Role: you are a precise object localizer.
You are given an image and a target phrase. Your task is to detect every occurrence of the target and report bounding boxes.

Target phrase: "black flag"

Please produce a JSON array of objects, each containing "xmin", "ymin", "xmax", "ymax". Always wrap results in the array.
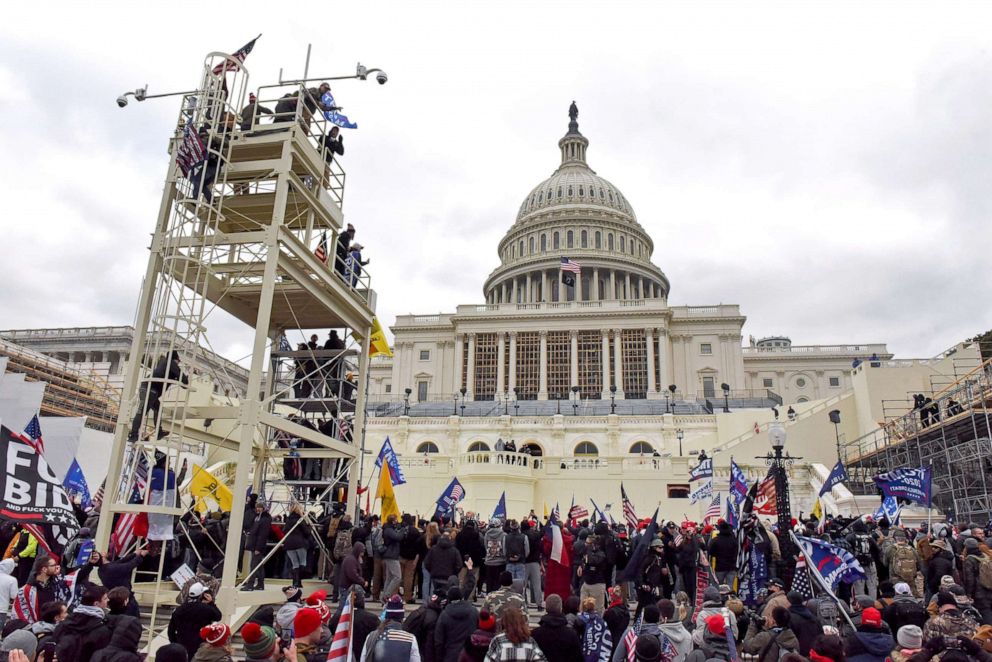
[
  {"xmin": 0, "ymin": 425, "xmax": 80, "ymax": 549},
  {"xmin": 617, "ymin": 507, "xmax": 659, "ymax": 583}
]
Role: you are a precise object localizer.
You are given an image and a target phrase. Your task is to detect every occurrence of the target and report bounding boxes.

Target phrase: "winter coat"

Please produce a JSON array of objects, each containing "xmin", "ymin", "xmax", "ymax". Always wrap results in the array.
[
  {"xmin": 524, "ymin": 528, "xmax": 543, "ymax": 564},
  {"xmin": 193, "ymin": 644, "xmax": 234, "ymax": 662},
  {"xmin": 168, "ymin": 600, "xmax": 222, "ymax": 660},
  {"xmin": 925, "ymin": 549, "xmax": 955, "ymax": 594},
  {"xmin": 580, "ymin": 548, "xmax": 607, "ymax": 585},
  {"xmin": 675, "ymin": 534, "xmax": 700, "ymax": 569},
  {"xmin": 404, "ymin": 601, "xmax": 444, "ymax": 662},
  {"xmin": 963, "ymin": 551, "xmax": 992, "ymax": 601},
  {"xmin": 351, "ymin": 608, "xmax": 380, "ymax": 662},
  {"xmin": 603, "ymin": 604, "xmax": 629, "ymax": 656},
  {"xmin": 381, "ymin": 524, "xmax": 405, "ymax": 560},
  {"xmin": 843, "ymin": 626, "xmax": 895, "ymax": 662},
  {"xmin": 435, "ymin": 600, "xmax": 480, "ymax": 662},
  {"xmin": 53, "ymin": 607, "xmax": 113, "ymax": 662},
  {"xmin": 98, "ymin": 554, "xmax": 143, "ymax": 591},
  {"xmin": 457, "ymin": 627, "xmax": 494, "ymax": 662},
  {"xmin": 484, "ymin": 528, "xmax": 507, "ymax": 566},
  {"xmin": 283, "ymin": 512, "xmax": 308, "ymax": 551},
  {"xmin": 338, "ymin": 542, "xmax": 366, "ymax": 590},
  {"xmin": 91, "ymin": 615, "xmax": 143, "ymax": 662},
  {"xmin": 788, "ymin": 604, "xmax": 821, "ymax": 656},
  {"xmin": 456, "ymin": 525, "xmax": 486, "ymax": 567},
  {"xmin": 708, "ymin": 530, "xmax": 739, "ymax": 572},
  {"xmin": 657, "ymin": 622, "xmax": 693, "ymax": 662},
  {"xmin": 425, "ymin": 537, "xmax": 464, "ymax": 581},
  {"xmin": 743, "ymin": 624, "xmax": 800, "ymax": 662},
  {"xmin": 578, "ymin": 611, "xmax": 612, "ymax": 662},
  {"xmin": 921, "ymin": 608, "xmax": 979, "ymax": 642},
  {"xmin": 401, "ymin": 527, "xmax": 424, "ymax": 561},
  {"xmin": 532, "ymin": 613, "xmax": 583, "ymax": 662},
  {"xmin": 0, "ymin": 558, "xmax": 18, "ymax": 615},
  {"xmin": 246, "ymin": 511, "xmax": 272, "ymax": 553},
  {"xmin": 881, "ymin": 596, "xmax": 927, "ymax": 636}
]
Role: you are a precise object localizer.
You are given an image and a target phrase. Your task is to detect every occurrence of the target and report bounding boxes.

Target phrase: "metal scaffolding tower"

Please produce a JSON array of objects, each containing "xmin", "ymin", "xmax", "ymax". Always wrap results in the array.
[
  {"xmin": 842, "ymin": 357, "xmax": 992, "ymax": 522},
  {"xmin": 93, "ymin": 50, "xmax": 377, "ymax": 639}
]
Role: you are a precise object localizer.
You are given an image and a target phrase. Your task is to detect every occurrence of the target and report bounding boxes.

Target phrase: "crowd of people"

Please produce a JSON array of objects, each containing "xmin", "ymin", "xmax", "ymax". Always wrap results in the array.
[{"xmin": 0, "ymin": 506, "xmax": 990, "ymax": 662}]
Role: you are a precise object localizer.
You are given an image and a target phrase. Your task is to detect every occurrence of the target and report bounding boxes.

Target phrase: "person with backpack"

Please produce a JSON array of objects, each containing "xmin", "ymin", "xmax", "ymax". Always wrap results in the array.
[
  {"xmin": 885, "ymin": 530, "xmax": 922, "ymax": 598},
  {"xmin": 52, "ymin": 585, "xmax": 113, "ymax": 662},
  {"xmin": 381, "ymin": 515, "xmax": 406, "ymax": 599},
  {"xmin": 743, "ymin": 605, "xmax": 800, "ymax": 662},
  {"xmin": 435, "ymin": 586, "xmax": 480, "ymax": 662},
  {"xmin": 484, "ymin": 521, "xmax": 507, "ymax": 597},
  {"xmin": 962, "ymin": 537, "xmax": 992, "ymax": 624},
  {"xmin": 425, "ymin": 533, "xmax": 465, "ymax": 597},
  {"xmin": 881, "ymin": 583, "xmax": 927, "ymax": 638},
  {"xmin": 404, "ymin": 592, "xmax": 445, "ymax": 661},
  {"xmin": 578, "ymin": 536, "xmax": 608, "ymax": 615},
  {"xmin": 329, "ymin": 514, "xmax": 354, "ymax": 601},
  {"xmin": 91, "ymin": 615, "xmax": 144, "ymax": 662},
  {"xmin": 848, "ymin": 520, "xmax": 880, "ymax": 598}
]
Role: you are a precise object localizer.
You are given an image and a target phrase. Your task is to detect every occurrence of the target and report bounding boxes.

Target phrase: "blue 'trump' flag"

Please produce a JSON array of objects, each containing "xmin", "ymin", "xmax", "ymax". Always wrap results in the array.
[
  {"xmin": 874, "ymin": 495, "xmax": 902, "ymax": 524},
  {"xmin": 63, "ymin": 458, "xmax": 92, "ymax": 509},
  {"xmin": 689, "ymin": 457, "xmax": 713, "ymax": 482},
  {"xmin": 492, "ymin": 492, "xmax": 507, "ymax": 521},
  {"xmin": 321, "ymin": 92, "xmax": 358, "ymax": 129},
  {"xmin": 374, "ymin": 437, "xmax": 406, "ymax": 485},
  {"xmin": 819, "ymin": 460, "xmax": 849, "ymax": 497},
  {"xmin": 435, "ymin": 477, "xmax": 465, "ymax": 515},
  {"xmin": 794, "ymin": 534, "xmax": 866, "ymax": 590},
  {"xmin": 873, "ymin": 467, "xmax": 932, "ymax": 507},
  {"xmin": 730, "ymin": 459, "xmax": 748, "ymax": 505}
]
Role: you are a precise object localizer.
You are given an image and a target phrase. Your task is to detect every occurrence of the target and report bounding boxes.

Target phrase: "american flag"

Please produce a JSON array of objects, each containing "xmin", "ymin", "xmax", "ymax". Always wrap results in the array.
[
  {"xmin": 621, "ymin": 483, "xmax": 638, "ymax": 530},
  {"xmin": 327, "ymin": 591, "xmax": 354, "ymax": 661},
  {"xmin": 211, "ymin": 35, "xmax": 261, "ymax": 75},
  {"xmin": 109, "ymin": 448, "xmax": 150, "ymax": 558},
  {"xmin": 451, "ymin": 484, "xmax": 464, "ymax": 501},
  {"xmin": 623, "ymin": 626, "xmax": 638, "ymax": 662},
  {"xmin": 560, "ymin": 257, "xmax": 582, "ymax": 273},
  {"xmin": 754, "ymin": 472, "xmax": 777, "ymax": 515},
  {"xmin": 22, "ymin": 416, "xmax": 44, "ymax": 454},
  {"xmin": 792, "ymin": 554, "xmax": 814, "ymax": 601},
  {"xmin": 314, "ymin": 231, "xmax": 329, "ymax": 264},
  {"xmin": 703, "ymin": 493, "xmax": 722, "ymax": 524},
  {"xmin": 674, "ymin": 530, "xmax": 684, "ymax": 547},
  {"xmin": 176, "ymin": 116, "xmax": 206, "ymax": 178}
]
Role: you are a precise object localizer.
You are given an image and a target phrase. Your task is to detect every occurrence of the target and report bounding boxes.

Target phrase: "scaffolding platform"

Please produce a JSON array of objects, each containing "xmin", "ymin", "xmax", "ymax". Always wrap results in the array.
[{"xmin": 93, "ymin": 50, "xmax": 379, "ymax": 647}]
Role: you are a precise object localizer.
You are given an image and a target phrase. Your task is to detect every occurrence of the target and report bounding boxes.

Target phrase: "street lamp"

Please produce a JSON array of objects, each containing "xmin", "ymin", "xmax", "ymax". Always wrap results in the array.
[
  {"xmin": 828, "ymin": 409, "xmax": 842, "ymax": 461},
  {"xmin": 760, "ymin": 422, "xmax": 801, "ymax": 590},
  {"xmin": 403, "ymin": 388, "xmax": 412, "ymax": 416},
  {"xmin": 667, "ymin": 384, "xmax": 677, "ymax": 414},
  {"xmin": 721, "ymin": 382, "xmax": 731, "ymax": 413},
  {"xmin": 609, "ymin": 384, "xmax": 617, "ymax": 414},
  {"xmin": 787, "ymin": 406, "xmax": 796, "ymax": 422},
  {"xmin": 513, "ymin": 387, "xmax": 520, "ymax": 416},
  {"xmin": 571, "ymin": 385, "xmax": 580, "ymax": 416},
  {"xmin": 453, "ymin": 392, "xmax": 459, "ymax": 416},
  {"xmin": 460, "ymin": 387, "xmax": 467, "ymax": 417},
  {"xmin": 555, "ymin": 393, "xmax": 561, "ymax": 415},
  {"xmin": 676, "ymin": 428, "xmax": 684, "ymax": 456}
]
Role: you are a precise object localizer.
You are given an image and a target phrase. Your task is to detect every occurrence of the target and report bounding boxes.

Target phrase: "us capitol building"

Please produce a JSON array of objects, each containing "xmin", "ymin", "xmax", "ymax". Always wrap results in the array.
[{"xmin": 360, "ymin": 104, "xmax": 982, "ymax": 521}]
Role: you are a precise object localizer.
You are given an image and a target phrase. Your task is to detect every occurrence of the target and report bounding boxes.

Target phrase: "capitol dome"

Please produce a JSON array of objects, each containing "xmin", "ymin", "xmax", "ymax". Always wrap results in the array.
[{"xmin": 484, "ymin": 104, "xmax": 670, "ymax": 304}]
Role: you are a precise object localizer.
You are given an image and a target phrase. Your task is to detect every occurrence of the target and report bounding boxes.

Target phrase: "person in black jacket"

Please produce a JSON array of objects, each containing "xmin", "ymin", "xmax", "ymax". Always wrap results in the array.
[
  {"xmin": 636, "ymin": 539, "xmax": 672, "ymax": 621},
  {"xmin": 403, "ymin": 592, "xmax": 445, "ymax": 661},
  {"xmin": 925, "ymin": 540, "xmax": 955, "ymax": 597},
  {"xmin": 381, "ymin": 515, "xmax": 405, "ymax": 598},
  {"xmin": 787, "ymin": 591, "xmax": 821, "ymax": 656},
  {"xmin": 319, "ymin": 127, "xmax": 344, "ymax": 166},
  {"xmin": 93, "ymin": 550, "xmax": 148, "ymax": 617},
  {"xmin": 335, "ymin": 224, "xmax": 355, "ymax": 277},
  {"xmin": 708, "ymin": 521, "xmax": 739, "ymax": 586},
  {"xmin": 128, "ymin": 350, "xmax": 189, "ymax": 441},
  {"xmin": 434, "ymin": 586, "xmax": 479, "ymax": 662},
  {"xmin": 675, "ymin": 525, "xmax": 701, "ymax": 604},
  {"xmin": 400, "ymin": 516, "xmax": 423, "ymax": 604},
  {"xmin": 243, "ymin": 502, "xmax": 272, "ymax": 591},
  {"xmin": 532, "ymin": 595, "xmax": 583, "ymax": 662},
  {"xmin": 168, "ymin": 585, "xmax": 222, "ymax": 661},
  {"xmin": 521, "ymin": 521, "xmax": 544, "ymax": 609},
  {"xmin": 423, "ymin": 534, "xmax": 463, "ymax": 595},
  {"xmin": 283, "ymin": 505, "xmax": 309, "ymax": 588},
  {"xmin": 91, "ymin": 615, "xmax": 143, "ymax": 662},
  {"xmin": 455, "ymin": 520, "xmax": 485, "ymax": 599},
  {"xmin": 53, "ymin": 585, "xmax": 112, "ymax": 662},
  {"xmin": 578, "ymin": 535, "xmax": 608, "ymax": 613}
]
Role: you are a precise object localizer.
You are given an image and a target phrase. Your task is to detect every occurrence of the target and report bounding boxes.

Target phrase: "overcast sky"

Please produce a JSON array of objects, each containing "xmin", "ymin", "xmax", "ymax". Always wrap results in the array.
[{"xmin": 2, "ymin": 2, "xmax": 990, "ymax": 363}]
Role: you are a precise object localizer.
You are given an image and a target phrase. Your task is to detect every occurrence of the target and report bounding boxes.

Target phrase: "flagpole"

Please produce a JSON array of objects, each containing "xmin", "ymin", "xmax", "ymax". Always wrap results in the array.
[
  {"xmin": 926, "ymin": 460, "xmax": 933, "ymax": 532},
  {"xmin": 789, "ymin": 530, "xmax": 857, "ymax": 631}
]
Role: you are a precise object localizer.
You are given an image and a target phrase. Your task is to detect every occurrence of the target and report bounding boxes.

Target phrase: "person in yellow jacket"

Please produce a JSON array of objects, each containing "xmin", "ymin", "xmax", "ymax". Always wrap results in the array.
[{"xmin": 14, "ymin": 530, "xmax": 38, "ymax": 586}]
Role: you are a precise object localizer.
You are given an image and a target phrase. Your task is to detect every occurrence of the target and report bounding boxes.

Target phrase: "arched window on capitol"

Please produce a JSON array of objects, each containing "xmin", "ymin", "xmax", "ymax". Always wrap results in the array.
[
  {"xmin": 416, "ymin": 442, "xmax": 440, "ymax": 453},
  {"xmin": 467, "ymin": 441, "xmax": 490, "ymax": 452},
  {"xmin": 629, "ymin": 441, "xmax": 654, "ymax": 455},
  {"xmin": 574, "ymin": 441, "xmax": 598, "ymax": 456}
]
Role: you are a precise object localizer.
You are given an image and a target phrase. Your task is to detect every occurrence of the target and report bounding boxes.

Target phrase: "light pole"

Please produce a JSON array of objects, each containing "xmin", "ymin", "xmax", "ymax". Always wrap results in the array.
[
  {"xmin": 610, "ymin": 384, "xmax": 617, "ymax": 414},
  {"xmin": 761, "ymin": 422, "xmax": 801, "ymax": 590},
  {"xmin": 721, "ymin": 382, "xmax": 731, "ymax": 413},
  {"xmin": 555, "ymin": 393, "xmax": 561, "ymax": 415},
  {"xmin": 571, "ymin": 385, "xmax": 580, "ymax": 416},
  {"xmin": 676, "ymin": 428, "xmax": 684, "ymax": 456},
  {"xmin": 828, "ymin": 409, "xmax": 842, "ymax": 461},
  {"xmin": 513, "ymin": 387, "xmax": 520, "ymax": 416},
  {"xmin": 788, "ymin": 406, "xmax": 796, "ymax": 422},
  {"xmin": 453, "ymin": 392, "xmax": 459, "ymax": 416},
  {"xmin": 667, "ymin": 384, "xmax": 677, "ymax": 414},
  {"xmin": 460, "ymin": 387, "xmax": 467, "ymax": 417},
  {"xmin": 403, "ymin": 388, "xmax": 412, "ymax": 416}
]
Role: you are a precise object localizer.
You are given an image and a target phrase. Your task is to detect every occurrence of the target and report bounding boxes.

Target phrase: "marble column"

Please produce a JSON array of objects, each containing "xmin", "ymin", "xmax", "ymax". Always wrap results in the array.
[
  {"xmin": 512, "ymin": 278, "xmax": 518, "ymax": 304},
  {"xmin": 558, "ymin": 269, "xmax": 564, "ymax": 302},
  {"xmin": 657, "ymin": 330, "xmax": 668, "ymax": 389},
  {"xmin": 639, "ymin": 276, "xmax": 645, "ymax": 300},
  {"xmin": 609, "ymin": 270, "xmax": 616, "ymax": 300},
  {"xmin": 454, "ymin": 334, "xmax": 464, "ymax": 392},
  {"xmin": 508, "ymin": 331, "xmax": 517, "ymax": 396},
  {"xmin": 613, "ymin": 328, "xmax": 626, "ymax": 398},
  {"xmin": 569, "ymin": 330, "xmax": 579, "ymax": 390},
  {"xmin": 601, "ymin": 329, "xmax": 611, "ymax": 398},
  {"xmin": 525, "ymin": 274, "xmax": 532, "ymax": 303},
  {"xmin": 646, "ymin": 327, "xmax": 656, "ymax": 395},
  {"xmin": 541, "ymin": 271, "xmax": 548, "ymax": 303},
  {"xmin": 496, "ymin": 332, "xmax": 506, "ymax": 400},
  {"xmin": 466, "ymin": 333, "xmax": 476, "ymax": 399},
  {"xmin": 538, "ymin": 330, "xmax": 548, "ymax": 400},
  {"xmin": 624, "ymin": 273, "xmax": 631, "ymax": 300},
  {"xmin": 593, "ymin": 267, "xmax": 600, "ymax": 300},
  {"xmin": 576, "ymin": 272, "xmax": 583, "ymax": 301}
]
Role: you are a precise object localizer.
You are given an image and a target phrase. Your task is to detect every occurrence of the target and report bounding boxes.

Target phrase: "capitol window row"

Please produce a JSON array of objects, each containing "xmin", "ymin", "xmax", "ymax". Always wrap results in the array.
[
  {"xmin": 504, "ymin": 229, "xmax": 645, "ymax": 261},
  {"xmin": 413, "ymin": 439, "xmax": 659, "ymax": 456}
]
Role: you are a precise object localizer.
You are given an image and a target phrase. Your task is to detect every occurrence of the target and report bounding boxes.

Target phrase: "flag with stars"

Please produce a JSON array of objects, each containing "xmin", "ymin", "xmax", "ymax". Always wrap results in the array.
[
  {"xmin": 792, "ymin": 554, "xmax": 814, "ymax": 601},
  {"xmin": 22, "ymin": 416, "xmax": 44, "ymax": 454}
]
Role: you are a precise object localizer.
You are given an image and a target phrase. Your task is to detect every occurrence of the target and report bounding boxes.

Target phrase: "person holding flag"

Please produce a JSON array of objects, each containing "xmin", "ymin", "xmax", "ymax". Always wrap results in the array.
[{"xmin": 542, "ymin": 509, "xmax": 573, "ymax": 603}]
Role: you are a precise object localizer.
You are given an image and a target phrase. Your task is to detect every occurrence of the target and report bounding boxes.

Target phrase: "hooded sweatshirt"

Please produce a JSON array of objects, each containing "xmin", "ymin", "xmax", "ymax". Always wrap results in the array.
[
  {"xmin": 484, "ymin": 527, "xmax": 506, "ymax": 566},
  {"xmin": 338, "ymin": 542, "xmax": 365, "ymax": 590},
  {"xmin": 424, "ymin": 536, "xmax": 463, "ymax": 581},
  {"xmin": 844, "ymin": 626, "xmax": 895, "ymax": 662},
  {"xmin": 611, "ymin": 622, "xmax": 692, "ymax": 662},
  {"xmin": 0, "ymin": 559, "xmax": 17, "ymax": 614},
  {"xmin": 692, "ymin": 603, "xmax": 738, "ymax": 646}
]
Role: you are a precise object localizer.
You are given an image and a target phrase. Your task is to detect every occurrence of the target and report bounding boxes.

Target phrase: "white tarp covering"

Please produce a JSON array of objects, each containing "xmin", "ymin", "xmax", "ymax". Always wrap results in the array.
[{"xmin": 37, "ymin": 416, "xmax": 84, "ymax": 481}]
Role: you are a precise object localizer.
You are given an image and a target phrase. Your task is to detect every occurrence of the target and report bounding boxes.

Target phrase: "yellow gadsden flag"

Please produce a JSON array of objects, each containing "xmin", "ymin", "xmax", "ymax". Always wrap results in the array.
[
  {"xmin": 376, "ymin": 466, "xmax": 401, "ymax": 521},
  {"xmin": 367, "ymin": 317, "xmax": 393, "ymax": 357},
  {"xmin": 189, "ymin": 465, "xmax": 234, "ymax": 513},
  {"xmin": 811, "ymin": 497, "xmax": 823, "ymax": 522}
]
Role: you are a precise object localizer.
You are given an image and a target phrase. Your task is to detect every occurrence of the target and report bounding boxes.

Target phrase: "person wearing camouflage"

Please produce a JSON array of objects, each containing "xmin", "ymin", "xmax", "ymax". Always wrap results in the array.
[
  {"xmin": 922, "ymin": 591, "xmax": 979, "ymax": 643},
  {"xmin": 482, "ymin": 571, "xmax": 528, "ymax": 620}
]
